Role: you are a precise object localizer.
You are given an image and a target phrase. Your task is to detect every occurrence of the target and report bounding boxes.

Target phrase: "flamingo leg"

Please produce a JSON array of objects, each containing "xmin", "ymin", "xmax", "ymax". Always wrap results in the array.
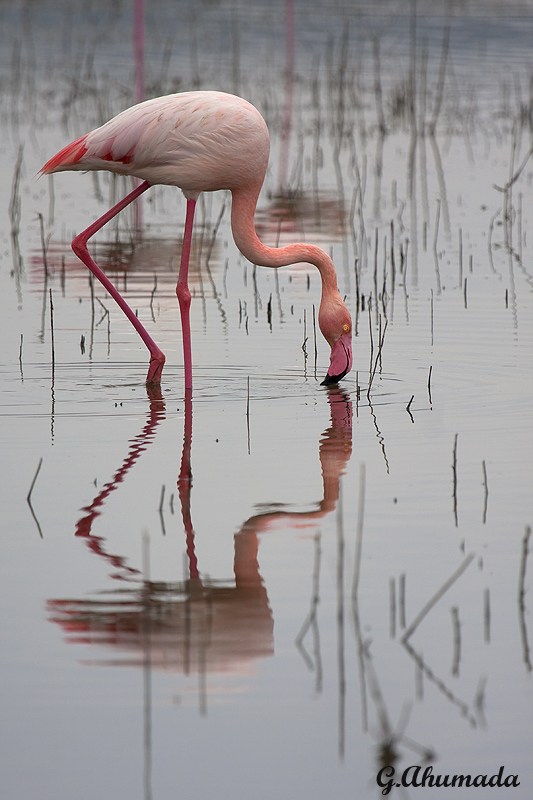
[
  {"xmin": 71, "ymin": 180, "xmax": 166, "ymax": 384},
  {"xmin": 176, "ymin": 198, "xmax": 196, "ymax": 391},
  {"xmin": 178, "ymin": 387, "xmax": 199, "ymax": 580}
]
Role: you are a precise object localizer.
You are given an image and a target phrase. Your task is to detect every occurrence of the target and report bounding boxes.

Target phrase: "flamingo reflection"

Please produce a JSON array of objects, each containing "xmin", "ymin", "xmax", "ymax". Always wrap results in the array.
[
  {"xmin": 48, "ymin": 387, "xmax": 352, "ymax": 683},
  {"xmin": 73, "ymin": 385, "xmax": 165, "ymax": 582}
]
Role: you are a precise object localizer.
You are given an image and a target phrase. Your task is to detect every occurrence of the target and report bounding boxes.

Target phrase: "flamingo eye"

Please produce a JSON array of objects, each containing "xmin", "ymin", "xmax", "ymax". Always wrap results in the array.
[{"xmin": 342, "ymin": 324, "xmax": 350, "ymax": 332}]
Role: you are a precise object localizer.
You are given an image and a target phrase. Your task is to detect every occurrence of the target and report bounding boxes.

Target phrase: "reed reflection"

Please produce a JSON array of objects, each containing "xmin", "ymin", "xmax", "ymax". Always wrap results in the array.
[
  {"xmin": 47, "ymin": 387, "xmax": 352, "ymax": 685},
  {"xmin": 257, "ymin": 192, "xmax": 347, "ymax": 247}
]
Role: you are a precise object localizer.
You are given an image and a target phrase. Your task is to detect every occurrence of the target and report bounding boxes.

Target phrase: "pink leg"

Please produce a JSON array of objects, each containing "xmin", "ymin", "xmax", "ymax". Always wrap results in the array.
[
  {"xmin": 178, "ymin": 387, "xmax": 199, "ymax": 580},
  {"xmin": 176, "ymin": 198, "xmax": 196, "ymax": 391},
  {"xmin": 71, "ymin": 180, "xmax": 165, "ymax": 384}
]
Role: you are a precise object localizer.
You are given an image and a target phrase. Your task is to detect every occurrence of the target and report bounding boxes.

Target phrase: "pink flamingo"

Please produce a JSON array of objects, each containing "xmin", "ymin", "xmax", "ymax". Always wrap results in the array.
[{"xmin": 41, "ymin": 91, "xmax": 353, "ymax": 388}]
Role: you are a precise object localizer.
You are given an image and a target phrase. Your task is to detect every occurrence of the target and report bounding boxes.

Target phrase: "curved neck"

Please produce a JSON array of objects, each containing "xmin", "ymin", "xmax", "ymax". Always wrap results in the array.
[{"xmin": 230, "ymin": 186, "xmax": 339, "ymax": 295}]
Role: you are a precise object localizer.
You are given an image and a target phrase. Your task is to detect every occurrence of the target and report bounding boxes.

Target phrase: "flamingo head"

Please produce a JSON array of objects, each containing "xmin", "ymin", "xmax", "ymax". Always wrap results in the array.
[
  {"xmin": 319, "ymin": 298, "xmax": 353, "ymax": 386},
  {"xmin": 321, "ymin": 327, "xmax": 353, "ymax": 385}
]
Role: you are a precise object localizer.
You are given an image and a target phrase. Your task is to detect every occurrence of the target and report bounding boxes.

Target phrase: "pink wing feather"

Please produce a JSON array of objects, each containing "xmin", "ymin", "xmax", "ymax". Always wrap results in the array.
[
  {"xmin": 41, "ymin": 92, "xmax": 270, "ymax": 194},
  {"xmin": 41, "ymin": 135, "xmax": 89, "ymax": 173},
  {"xmin": 40, "ymin": 101, "xmax": 166, "ymax": 174}
]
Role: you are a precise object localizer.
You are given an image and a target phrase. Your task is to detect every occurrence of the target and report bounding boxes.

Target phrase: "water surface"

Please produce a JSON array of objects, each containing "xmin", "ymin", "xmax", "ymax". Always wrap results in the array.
[{"xmin": 1, "ymin": 1, "xmax": 532, "ymax": 798}]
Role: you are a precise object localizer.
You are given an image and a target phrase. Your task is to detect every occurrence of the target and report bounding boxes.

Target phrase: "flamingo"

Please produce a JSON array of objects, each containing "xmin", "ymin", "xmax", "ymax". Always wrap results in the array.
[{"xmin": 41, "ymin": 91, "xmax": 353, "ymax": 389}]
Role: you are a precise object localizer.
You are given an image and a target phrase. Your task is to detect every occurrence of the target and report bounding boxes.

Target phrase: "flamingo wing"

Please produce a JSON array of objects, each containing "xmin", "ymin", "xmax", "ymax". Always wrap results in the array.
[
  {"xmin": 41, "ymin": 92, "xmax": 269, "ymax": 195},
  {"xmin": 41, "ymin": 96, "xmax": 181, "ymax": 174}
]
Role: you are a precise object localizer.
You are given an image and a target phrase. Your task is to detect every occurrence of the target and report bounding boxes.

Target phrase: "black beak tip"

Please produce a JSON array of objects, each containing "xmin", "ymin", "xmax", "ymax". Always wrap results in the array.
[{"xmin": 321, "ymin": 373, "xmax": 342, "ymax": 386}]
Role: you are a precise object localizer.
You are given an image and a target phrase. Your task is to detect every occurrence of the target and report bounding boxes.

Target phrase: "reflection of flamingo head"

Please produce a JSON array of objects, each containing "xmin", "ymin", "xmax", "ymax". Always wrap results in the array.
[{"xmin": 319, "ymin": 295, "xmax": 353, "ymax": 385}]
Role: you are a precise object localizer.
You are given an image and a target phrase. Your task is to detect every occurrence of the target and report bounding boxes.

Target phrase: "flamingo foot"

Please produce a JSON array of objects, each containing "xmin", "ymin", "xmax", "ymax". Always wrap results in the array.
[{"xmin": 146, "ymin": 349, "xmax": 166, "ymax": 385}]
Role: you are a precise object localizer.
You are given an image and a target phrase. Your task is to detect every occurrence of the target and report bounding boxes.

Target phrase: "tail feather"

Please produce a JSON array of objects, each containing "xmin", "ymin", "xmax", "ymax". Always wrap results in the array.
[{"xmin": 41, "ymin": 135, "xmax": 89, "ymax": 174}]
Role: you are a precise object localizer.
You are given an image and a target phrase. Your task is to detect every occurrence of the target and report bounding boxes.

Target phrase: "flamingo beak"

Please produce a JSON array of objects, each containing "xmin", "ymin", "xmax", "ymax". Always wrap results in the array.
[{"xmin": 321, "ymin": 330, "xmax": 353, "ymax": 386}]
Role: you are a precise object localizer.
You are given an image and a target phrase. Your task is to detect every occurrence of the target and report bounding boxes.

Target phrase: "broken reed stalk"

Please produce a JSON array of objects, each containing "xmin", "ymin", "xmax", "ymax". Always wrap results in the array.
[
  {"xmin": 452, "ymin": 433, "xmax": 458, "ymax": 527},
  {"xmin": 27, "ymin": 458, "xmax": 43, "ymax": 503},
  {"xmin": 60, "ymin": 255, "xmax": 66, "ymax": 296},
  {"xmin": 474, "ymin": 677, "xmax": 487, "ymax": 727},
  {"xmin": 402, "ymin": 238, "xmax": 409, "ymax": 275},
  {"xmin": 19, "ymin": 333, "xmax": 24, "ymax": 379},
  {"xmin": 427, "ymin": 365, "xmax": 433, "ymax": 405},
  {"xmin": 401, "ymin": 552, "xmax": 475, "ymax": 643},
  {"xmin": 518, "ymin": 526, "xmax": 532, "ymax": 672},
  {"xmin": 481, "ymin": 459, "xmax": 488, "ymax": 524},
  {"xmin": 406, "ymin": 394, "xmax": 415, "ymax": 422},
  {"xmin": 294, "ymin": 533, "xmax": 323, "ymax": 683},
  {"xmin": 367, "ymin": 317, "xmax": 388, "ymax": 398},
  {"xmin": 49, "ymin": 288, "xmax": 55, "ymax": 379},
  {"xmin": 27, "ymin": 457, "xmax": 44, "ymax": 539},
  {"xmin": 10, "ymin": 144, "xmax": 23, "ymax": 240},
  {"xmin": 37, "ymin": 212, "xmax": 49, "ymax": 279},
  {"xmin": 95, "ymin": 298, "xmax": 111, "ymax": 355},
  {"xmin": 493, "ymin": 140, "xmax": 533, "ymax": 250},
  {"xmin": 354, "ymin": 257, "xmax": 360, "ymax": 320},
  {"xmin": 518, "ymin": 526, "xmax": 531, "ymax": 611},
  {"xmin": 150, "ymin": 274, "xmax": 158, "ymax": 322},
  {"xmin": 450, "ymin": 606, "xmax": 461, "ymax": 677},
  {"xmin": 158, "ymin": 485, "xmax": 166, "ymax": 536},
  {"xmin": 487, "ymin": 208, "xmax": 501, "ymax": 275}
]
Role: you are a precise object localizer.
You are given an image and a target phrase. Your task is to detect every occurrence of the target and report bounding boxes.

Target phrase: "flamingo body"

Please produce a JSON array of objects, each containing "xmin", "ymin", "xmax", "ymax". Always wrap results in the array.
[
  {"xmin": 44, "ymin": 92, "xmax": 270, "ymax": 198},
  {"xmin": 42, "ymin": 91, "xmax": 352, "ymax": 386}
]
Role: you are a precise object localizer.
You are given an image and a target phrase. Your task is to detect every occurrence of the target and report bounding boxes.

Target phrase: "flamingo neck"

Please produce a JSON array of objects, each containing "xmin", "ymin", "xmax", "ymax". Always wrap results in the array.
[{"xmin": 230, "ymin": 186, "xmax": 339, "ymax": 295}]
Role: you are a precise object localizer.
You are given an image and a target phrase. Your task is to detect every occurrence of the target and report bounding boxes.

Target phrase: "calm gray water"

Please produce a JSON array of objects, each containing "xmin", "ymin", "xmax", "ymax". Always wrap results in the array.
[{"xmin": 1, "ymin": 1, "xmax": 532, "ymax": 798}]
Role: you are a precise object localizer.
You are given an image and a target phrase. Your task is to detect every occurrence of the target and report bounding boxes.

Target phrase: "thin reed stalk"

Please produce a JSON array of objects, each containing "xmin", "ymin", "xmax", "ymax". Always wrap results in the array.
[
  {"xmin": 49, "ymin": 289, "xmax": 55, "ymax": 379},
  {"xmin": 27, "ymin": 458, "xmax": 44, "ymax": 539},
  {"xmin": 401, "ymin": 552, "xmax": 475, "ymax": 643}
]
